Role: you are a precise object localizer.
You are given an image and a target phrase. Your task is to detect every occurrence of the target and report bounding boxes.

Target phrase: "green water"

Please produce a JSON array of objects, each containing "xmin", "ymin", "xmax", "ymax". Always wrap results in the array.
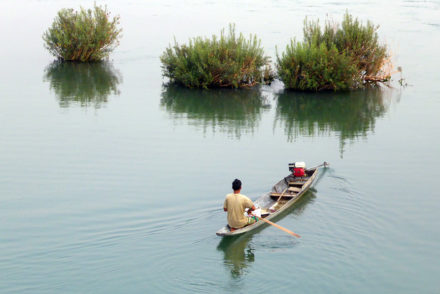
[{"xmin": 1, "ymin": 0, "xmax": 439, "ymax": 293}]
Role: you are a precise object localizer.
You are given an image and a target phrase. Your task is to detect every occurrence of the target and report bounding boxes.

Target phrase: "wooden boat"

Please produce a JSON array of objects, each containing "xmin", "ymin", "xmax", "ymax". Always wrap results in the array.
[{"xmin": 216, "ymin": 162, "xmax": 327, "ymax": 236}]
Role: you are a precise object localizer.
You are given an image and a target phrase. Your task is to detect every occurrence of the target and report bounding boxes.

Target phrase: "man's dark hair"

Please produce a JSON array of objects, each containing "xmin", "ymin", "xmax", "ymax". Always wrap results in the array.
[{"xmin": 232, "ymin": 179, "xmax": 242, "ymax": 191}]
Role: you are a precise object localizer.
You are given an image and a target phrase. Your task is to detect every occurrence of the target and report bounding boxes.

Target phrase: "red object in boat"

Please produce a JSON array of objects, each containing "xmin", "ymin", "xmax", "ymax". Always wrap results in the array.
[{"xmin": 294, "ymin": 167, "xmax": 305, "ymax": 177}]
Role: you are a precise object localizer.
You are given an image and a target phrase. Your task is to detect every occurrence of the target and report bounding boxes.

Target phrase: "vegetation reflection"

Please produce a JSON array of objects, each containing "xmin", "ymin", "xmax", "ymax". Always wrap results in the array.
[
  {"xmin": 160, "ymin": 85, "xmax": 269, "ymax": 138},
  {"xmin": 44, "ymin": 61, "xmax": 122, "ymax": 108},
  {"xmin": 275, "ymin": 88, "xmax": 392, "ymax": 156}
]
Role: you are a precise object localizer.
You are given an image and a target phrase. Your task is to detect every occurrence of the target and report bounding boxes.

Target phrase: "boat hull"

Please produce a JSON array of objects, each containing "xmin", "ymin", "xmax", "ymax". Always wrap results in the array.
[{"xmin": 216, "ymin": 167, "xmax": 320, "ymax": 236}]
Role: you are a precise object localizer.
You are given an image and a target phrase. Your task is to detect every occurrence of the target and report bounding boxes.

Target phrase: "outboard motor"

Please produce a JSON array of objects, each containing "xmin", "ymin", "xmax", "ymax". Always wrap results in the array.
[{"xmin": 288, "ymin": 162, "xmax": 306, "ymax": 177}]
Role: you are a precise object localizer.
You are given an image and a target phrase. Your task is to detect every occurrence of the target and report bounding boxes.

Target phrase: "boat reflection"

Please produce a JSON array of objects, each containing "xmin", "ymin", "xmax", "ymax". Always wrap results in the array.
[
  {"xmin": 44, "ymin": 61, "xmax": 122, "ymax": 108},
  {"xmin": 274, "ymin": 88, "xmax": 394, "ymax": 156},
  {"xmin": 160, "ymin": 85, "xmax": 270, "ymax": 138},
  {"xmin": 217, "ymin": 189, "xmax": 317, "ymax": 279}
]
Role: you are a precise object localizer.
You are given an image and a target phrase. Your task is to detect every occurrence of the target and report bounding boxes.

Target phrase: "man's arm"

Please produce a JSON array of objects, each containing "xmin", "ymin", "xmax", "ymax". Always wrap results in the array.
[{"xmin": 247, "ymin": 204, "xmax": 256, "ymax": 215}]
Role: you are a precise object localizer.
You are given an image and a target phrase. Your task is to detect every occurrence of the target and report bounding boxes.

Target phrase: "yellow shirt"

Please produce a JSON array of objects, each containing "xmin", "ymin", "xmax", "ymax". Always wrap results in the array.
[{"xmin": 223, "ymin": 193, "xmax": 254, "ymax": 228}]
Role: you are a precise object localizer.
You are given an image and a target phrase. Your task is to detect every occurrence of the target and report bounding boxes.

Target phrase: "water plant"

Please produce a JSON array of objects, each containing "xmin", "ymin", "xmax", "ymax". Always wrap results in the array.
[
  {"xmin": 43, "ymin": 5, "xmax": 122, "ymax": 62},
  {"xmin": 277, "ymin": 12, "xmax": 391, "ymax": 91},
  {"xmin": 160, "ymin": 25, "xmax": 273, "ymax": 89}
]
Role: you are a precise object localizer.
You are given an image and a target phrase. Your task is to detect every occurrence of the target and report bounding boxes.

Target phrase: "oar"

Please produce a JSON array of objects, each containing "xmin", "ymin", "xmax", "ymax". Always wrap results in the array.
[
  {"xmin": 277, "ymin": 187, "xmax": 288, "ymax": 203},
  {"xmin": 251, "ymin": 214, "xmax": 301, "ymax": 238}
]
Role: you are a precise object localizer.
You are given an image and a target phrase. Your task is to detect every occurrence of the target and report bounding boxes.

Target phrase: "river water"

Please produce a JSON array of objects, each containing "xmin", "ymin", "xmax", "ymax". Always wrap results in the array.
[{"xmin": 1, "ymin": 0, "xmax": 439, "ymax": 293}]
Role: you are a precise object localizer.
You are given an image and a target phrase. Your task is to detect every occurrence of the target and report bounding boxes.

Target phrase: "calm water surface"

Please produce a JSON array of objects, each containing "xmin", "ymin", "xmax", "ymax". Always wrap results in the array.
[{"xmin": 0, "ymin": 0, "xmax": 439, "ymax": 293}]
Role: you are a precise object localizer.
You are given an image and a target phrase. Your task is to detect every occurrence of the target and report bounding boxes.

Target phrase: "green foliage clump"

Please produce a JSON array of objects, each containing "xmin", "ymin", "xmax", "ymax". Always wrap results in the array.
[
  {"xmin": 277, "ymin": 13, "xmax": 390, "ymax": 91},
  {"xmin": 43, "ymin": 5, "xmax": 122, "ymax": 62},
  {"xmin": 277, "ymin": 41, "xmax": 358, "ymax": 91},
  {"xmin": 160, "ymin": 25, "xmax": 273, "ymax": 89}
]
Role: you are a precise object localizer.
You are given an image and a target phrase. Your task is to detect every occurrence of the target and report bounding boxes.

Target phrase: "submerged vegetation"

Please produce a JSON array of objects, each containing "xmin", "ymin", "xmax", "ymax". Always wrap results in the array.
[
  {"xmin": 160, "ymin": 25, "xmax": 273, "ymax": 89},
  {"xmin": 277, "ymin": 13, "xmax": 391, "ymax": 91},
  {"xmin": 43, "ymin": 5, "xmax": 122, "ymax": 62},
  {"xmin": 44, "ymin": 61, "xmax": 122, "ymax": 108}
]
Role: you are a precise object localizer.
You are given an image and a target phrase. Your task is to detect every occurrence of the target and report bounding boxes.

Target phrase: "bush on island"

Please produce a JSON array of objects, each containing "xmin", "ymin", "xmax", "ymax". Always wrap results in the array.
[
  {"xmin": 43, "ymin": 5, "xmax": 122, "ymax": 62},
  {"xmin": 276, "ymin": 13, "xmax": 391, "ymax": 91},
  {"xmin": 160, "ymin": 25, "xmax": 273, "ymax": 89}
]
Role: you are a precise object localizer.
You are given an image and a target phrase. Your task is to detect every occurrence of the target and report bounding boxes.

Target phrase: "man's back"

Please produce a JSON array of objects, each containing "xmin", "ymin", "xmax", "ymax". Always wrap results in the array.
[{"xmin": 224, "ymin": 193, "xmax": 253, "ymax": 228}]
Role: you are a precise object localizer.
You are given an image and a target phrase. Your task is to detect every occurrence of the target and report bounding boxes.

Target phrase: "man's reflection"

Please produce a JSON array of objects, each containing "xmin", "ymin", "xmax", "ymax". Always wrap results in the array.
[{"xmin": 217, "ymin": 233, "xmax": 255, "ymax": 279}]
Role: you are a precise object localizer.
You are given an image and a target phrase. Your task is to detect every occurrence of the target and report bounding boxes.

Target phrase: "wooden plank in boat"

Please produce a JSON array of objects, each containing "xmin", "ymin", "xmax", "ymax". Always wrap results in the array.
[
  {"xmin": 288, "ymin": 186, "xmax": 301, "ymax": 193},
  {"xmin": 289, "ymin": 181, "xmax": 306, "ymax": 186},
  {"xmin": 270, "ymin": 192, "xmax": 296, "ymax": 199}
]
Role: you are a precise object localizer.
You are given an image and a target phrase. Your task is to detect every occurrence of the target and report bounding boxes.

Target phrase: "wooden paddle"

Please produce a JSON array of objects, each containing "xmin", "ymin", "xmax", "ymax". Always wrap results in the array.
[{"xmin": 251, "ymin": 214, "xmax": 301, "ymax": 238}]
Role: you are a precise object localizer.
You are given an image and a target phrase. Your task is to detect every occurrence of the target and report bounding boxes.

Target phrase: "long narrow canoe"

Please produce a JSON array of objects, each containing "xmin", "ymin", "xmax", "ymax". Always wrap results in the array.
[{"xmin": 216, "ymin": 163, "xmax": 326, "ymax": 236}]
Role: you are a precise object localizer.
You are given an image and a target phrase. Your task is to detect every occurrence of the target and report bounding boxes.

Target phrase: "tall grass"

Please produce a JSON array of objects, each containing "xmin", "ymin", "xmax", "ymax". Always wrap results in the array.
[
  {"xmin": 277, "ymin": 41, "xmax": 358, "ymax": 91},
  {"xmin": 43, "ymin": 5, "xmax": 122, "ymax": 62},
  {"xmin": 160, "ymin": 25, "xmax": 273, "ymax": 89},
  {"xmin": 277, "ymin": 13, "xmax": 391, "ymax": 91}
]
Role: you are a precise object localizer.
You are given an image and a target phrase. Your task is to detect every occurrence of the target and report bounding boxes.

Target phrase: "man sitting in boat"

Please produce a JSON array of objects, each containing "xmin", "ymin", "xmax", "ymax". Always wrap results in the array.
[{"xmin": 223, "ymin": 179, "xmax": 257, "ymax": 231}]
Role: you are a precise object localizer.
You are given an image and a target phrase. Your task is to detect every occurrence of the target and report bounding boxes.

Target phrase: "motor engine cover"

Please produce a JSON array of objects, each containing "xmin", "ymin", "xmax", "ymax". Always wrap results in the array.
[{"xmin": 293, "ymin": 168, "xmax": 305, "ymax": 177}]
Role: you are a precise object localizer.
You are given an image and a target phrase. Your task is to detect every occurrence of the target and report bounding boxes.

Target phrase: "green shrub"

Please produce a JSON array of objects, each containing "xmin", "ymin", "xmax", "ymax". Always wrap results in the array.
[
  {"xmin": 43, "ymin": 5, "xmax": 122, "ymax": 62},
  {"xmin": 277, "ymin": 12, "xmax": 391, "ymax": 91},
  {"xmin": 160, "ymin": 25, "xmax": 273, "ymax": 89},
  {"xmin": 277, "ymin": 40, "xmax": 358, "ymax": 91}
]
